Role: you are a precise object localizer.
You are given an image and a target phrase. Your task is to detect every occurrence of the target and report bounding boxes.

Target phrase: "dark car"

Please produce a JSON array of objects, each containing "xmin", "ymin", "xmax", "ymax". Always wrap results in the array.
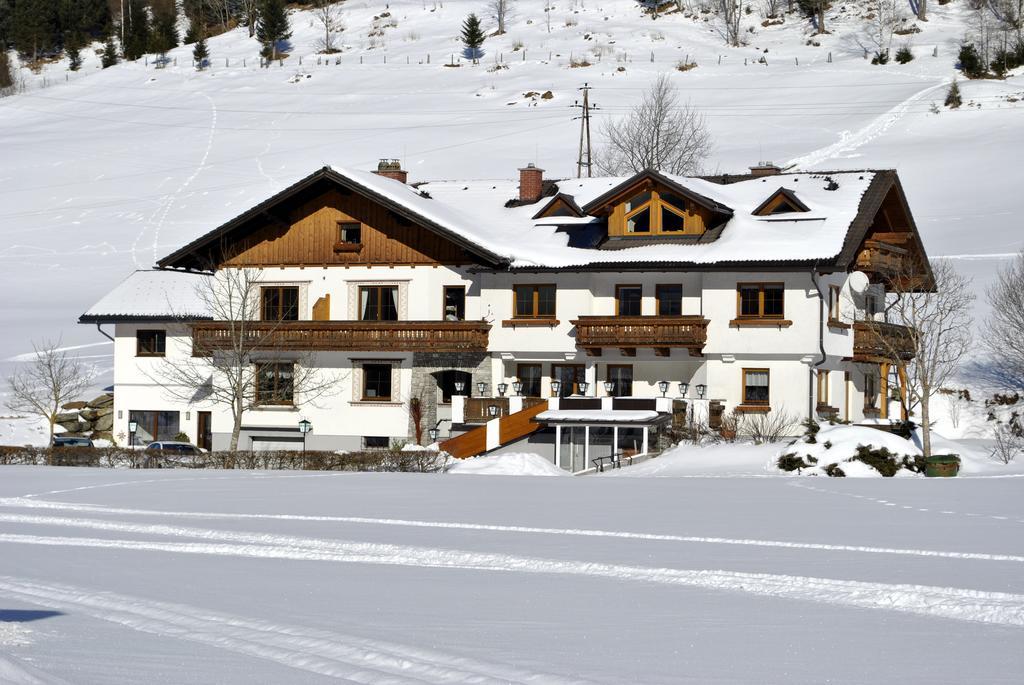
[
  {"xmin": 52, "ymin": 436, "xmax": 94, "ymax": 448},
  {"xmin": 146, "ymin": 441, "xmax": 202, "ymax": 455}
]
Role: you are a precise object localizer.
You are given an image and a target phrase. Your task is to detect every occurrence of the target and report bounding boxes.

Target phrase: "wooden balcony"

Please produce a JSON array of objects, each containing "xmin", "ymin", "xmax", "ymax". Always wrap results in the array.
[
  {"xmin": 856, "ymin": 240, "xmax": 907, "ymax": 283},
  {"xmin": 853, "ymin": 321, "xmax": 915, "ymax": 363},
  {"xmin": 192, "ymin": 320, "xmax": 490, "ymax": 355},
  {"xmin": 570, "ymin": 315, "xmax": 709, "ymax": 356}
]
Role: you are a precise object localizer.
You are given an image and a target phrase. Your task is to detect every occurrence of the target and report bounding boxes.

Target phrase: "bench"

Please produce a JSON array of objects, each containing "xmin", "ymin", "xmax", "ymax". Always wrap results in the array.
[{"xmin": 591, "ymin": 452, "xmax": 634, "ymax": 473}]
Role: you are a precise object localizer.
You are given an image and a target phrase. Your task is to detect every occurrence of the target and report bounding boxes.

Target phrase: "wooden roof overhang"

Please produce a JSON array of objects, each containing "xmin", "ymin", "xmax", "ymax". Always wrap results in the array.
[
  {"xmin": 579, "ymin": 169, "xmax": 734, "ymax": 218},
  {"xmin": 78, "ymin": 313, "xmax": 212, "ymax": 324},
  {"xmin": 157, "ymin": 166, "xmax": 508, "ymax": 271}
]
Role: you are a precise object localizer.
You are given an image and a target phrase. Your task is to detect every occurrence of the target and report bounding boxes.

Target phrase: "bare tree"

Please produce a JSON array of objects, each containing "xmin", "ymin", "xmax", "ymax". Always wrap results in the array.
[
  {"xmin": 597, "ymin": 74, "xmax": 713, "ymax": 176},
  {"xmin": 858, "ymin": 0, "xmax": 904, "ymax": 61},
  {"xmin": 990, "ymin": 421, "xmax": 1022, "ymax": 463},
  {"xmin": 312, "ymin": 0, "xmax": 344, "ymax": 54},
  {"xmin": 859, "ymin": 260, "xmax": 974, "ymax": 458},
  {"xmin": 6, "ymin": 341, "xmax": 92, "ymax": 445},
  {"xmin": 153, "ymin": 267, "xmax": 340, "ymax": 451},
  {"xmin": 490, "ymin": 0, "xmax": 514, "ymax": 34},
  {"xmin": 716, "ymin": 0, "xmax": 745, "ymax": 46},
  {"xmin": 982, "ymin": 251, "xmax": 1024, "ymax": 389},
  {"xmin": 241, "ymin": 0, "xmax": 260, "ymax": 38},
  {"xmin": 762, "ymin": 0, "xmax": 782, "ymax": 19}
]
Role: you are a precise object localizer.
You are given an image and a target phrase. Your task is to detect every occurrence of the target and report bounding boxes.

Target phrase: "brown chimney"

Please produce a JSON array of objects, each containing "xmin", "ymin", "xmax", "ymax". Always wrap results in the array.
[
  {"xmin": 750, "ymin": 161, "xmax": 782, "ymax": 177},
  {"xmin": 375, "ymin": 159, "xmax": 407, "ymax": 184},
  {"xmin": 518, "ymin": 163, "xmax": 544, "ymax": 203}
]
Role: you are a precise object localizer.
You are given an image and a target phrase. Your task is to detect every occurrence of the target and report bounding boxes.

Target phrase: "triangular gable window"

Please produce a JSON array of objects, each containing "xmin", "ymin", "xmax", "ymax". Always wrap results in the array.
[
  {"xmin": 623, "ymin": 189, "xmax": 691, "ymax": 234},
  {"xmin": 752, "ymin": 189, "xmax": 810, "ymax": 216}
]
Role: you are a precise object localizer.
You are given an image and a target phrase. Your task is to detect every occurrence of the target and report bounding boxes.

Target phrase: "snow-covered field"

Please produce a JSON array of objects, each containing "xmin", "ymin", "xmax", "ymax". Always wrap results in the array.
[{"xmin": 0, "ymin": 466, "xmax": 1022, "ymax": 683}]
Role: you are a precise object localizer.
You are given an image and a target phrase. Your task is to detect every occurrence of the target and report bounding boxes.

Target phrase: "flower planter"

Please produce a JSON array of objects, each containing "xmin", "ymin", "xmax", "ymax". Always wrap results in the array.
[{"xmin": 925, "ymin": 454, "xmax": 960, "ymax": 477}]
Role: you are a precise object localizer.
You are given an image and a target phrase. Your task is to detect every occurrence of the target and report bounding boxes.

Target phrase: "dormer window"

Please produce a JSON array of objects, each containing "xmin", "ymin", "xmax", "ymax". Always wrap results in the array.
[
  {"xmin": 752, "ymin": 188, "xmax": 810, "ymax": 216},
  {"xmin": 623, "ymin": 189, "xmax": 691, "ymax": 235}
]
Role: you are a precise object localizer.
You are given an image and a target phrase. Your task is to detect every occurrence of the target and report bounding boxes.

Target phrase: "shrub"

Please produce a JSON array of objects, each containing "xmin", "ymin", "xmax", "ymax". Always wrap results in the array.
[
  {"xmin": 944, "ymin": 79, "xmax": 962, "ymax": 108},
  {"xmin": 850, "ymin": 445, "xmax": 923, "ymax": 476},
  {"xmin": 802, "ymin": 418, "xmax": 820, "ymax": 444},
  {"xmin": 958, "ymin": 43, "xmax": 985, "ymax": 78},
  {"xmin": 895, "ymin": 45, "xmax": 914, "ymax": 63},
  {"xmin": 871, "ymin": 50, "xmax": 890, "ymax": 65},
  {"xmin": 738, "ymin": 409, "xmax": 798, "ymax": 444},
  {"xmin": 777, "ymin": 453, "xmax": 813, "ymax": 471},
  {"xmin": 824, "ymin": 463, "xmax": 846, "ymax": 477}
]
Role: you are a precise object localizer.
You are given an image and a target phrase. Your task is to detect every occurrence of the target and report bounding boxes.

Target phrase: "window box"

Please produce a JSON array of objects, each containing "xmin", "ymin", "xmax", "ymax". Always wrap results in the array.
[
  {"xmin": 734, "ymin": 404, "xmax": 771, "ymax": 413},
  {"xmin": 502, "ymin": 318, "xmax": 560, "ymax": 328},
  {"xmin": 729, "ymin": 317, "xmax": 790, "ymax": 327},
  {"xmin": 827, "ymin": 318, "xmax": 852, "ymax": 330},
  {"xmin": 333, "ymin": 242, "xmax": 362, "ymax": 253}
]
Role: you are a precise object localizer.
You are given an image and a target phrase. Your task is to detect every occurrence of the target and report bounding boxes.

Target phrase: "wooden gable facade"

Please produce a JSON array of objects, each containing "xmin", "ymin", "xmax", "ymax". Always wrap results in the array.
[
  {"xmin": 158, "ymin": 168, "xmax": 501, "ymax": 271},
  {"xmin": 843, "ymin": 172, "xmax": 933, "ymax": 290},
  {"xmin": 221, "ymin": 187, "xmax": 472, "ymax": 267}
]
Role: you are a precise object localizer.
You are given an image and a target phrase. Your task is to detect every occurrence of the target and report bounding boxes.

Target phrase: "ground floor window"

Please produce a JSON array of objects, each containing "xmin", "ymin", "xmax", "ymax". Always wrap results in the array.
[
  {"xmin": 364, "ymin": 436, "xmax": 389, "ymax": 449},
  {"xmin": 362, "ymin": 363, "xmax": 393, "ymax": 401},
  {"xmin": 516, "ymin": 364, "xmax": 542, "ymax": 397},
  {"xmin": 552, "ymin": 364, "xmax": 586, "ymax": 397},
  {"xmin": 864, "ymin": 371, "xmax": 878, "ymax": 409},
  {"xmin": 742, "ymin": 369, "xmax": 770, "ymax": 405},
  {"xmin": 606, "ymin": 365, "xmax": 633, "ymax": 397},
  {"xmin": 128, "ymin": 410, "xmax": 180, "ymax": 445}
]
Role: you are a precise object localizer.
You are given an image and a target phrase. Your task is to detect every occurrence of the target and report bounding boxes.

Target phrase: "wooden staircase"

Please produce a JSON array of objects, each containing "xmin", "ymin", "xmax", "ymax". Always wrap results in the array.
[{"xmin": 441, "ymin": 401, "xmax": 550, "ymax": 459}]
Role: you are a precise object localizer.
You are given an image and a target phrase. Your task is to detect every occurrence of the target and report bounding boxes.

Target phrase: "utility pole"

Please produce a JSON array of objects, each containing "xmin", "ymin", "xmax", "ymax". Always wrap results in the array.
[{"xmin": 572, "ymin": 83, "xmax": 598, "ymax": 178}]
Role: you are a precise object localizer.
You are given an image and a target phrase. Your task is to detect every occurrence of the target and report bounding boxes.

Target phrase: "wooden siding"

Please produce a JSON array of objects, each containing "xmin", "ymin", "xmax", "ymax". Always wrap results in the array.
[
  {"xmin": 601, "ymin": 181, "xmax": 715, "ymax": 237},
  {"xmin": 571, "ymin": 315, "xmax": 709, "ymax": 354},
  {"xmin": 439, "ymin": 427, "xmax": 488, "ymax": 460},
  {"xmin": 221, "ymin": 187, "xmax": 471, "ymax": 267}
]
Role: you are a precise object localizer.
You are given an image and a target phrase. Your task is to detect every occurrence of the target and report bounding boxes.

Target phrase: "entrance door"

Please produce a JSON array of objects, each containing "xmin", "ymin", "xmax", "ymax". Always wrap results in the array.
[{"xmin": 197, "ymin": 412, "xmax": 212, "ymax": 451}]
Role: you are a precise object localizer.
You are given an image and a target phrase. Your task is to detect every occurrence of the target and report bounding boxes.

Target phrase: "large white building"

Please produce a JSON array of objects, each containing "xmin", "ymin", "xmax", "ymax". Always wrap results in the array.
[{"xmin": 80, "ymin": 161, "xmax": 928, "ymax": 471}]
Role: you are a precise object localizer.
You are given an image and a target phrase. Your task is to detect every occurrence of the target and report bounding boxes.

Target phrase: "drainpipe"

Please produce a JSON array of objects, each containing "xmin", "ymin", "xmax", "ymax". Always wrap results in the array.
[
  {"xmin": 95, "ymin": 323, "xmax": 115, "ymax": 343},
  {"xmin": 809, "ymin": 265, "xmax": 827, "ymax": 422}
]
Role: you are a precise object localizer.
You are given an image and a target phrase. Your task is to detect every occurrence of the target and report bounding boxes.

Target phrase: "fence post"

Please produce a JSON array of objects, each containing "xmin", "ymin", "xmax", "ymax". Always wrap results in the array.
[
  {"xmin": 795, "ymin": 57, "xmax": 798, "ymax": 65},
  {"xmin": 828, "ymin": 51, "xmax": 833, "ymax": 63},
  {"xmin": 360, "ymin": 55, "xmax": 363, "ymax": 64},
  {"xmin": 650, "ymin": 50, "xmax": 654, "ymax": 62},
  {"xmin": 718, "ymin": 54, "xmax": 722, "ymax": 64}
]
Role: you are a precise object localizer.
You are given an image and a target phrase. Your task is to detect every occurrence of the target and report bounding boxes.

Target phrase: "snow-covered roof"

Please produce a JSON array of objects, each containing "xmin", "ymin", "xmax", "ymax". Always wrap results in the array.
[
  {"xmin": 536, "ymin": 409, "xmax": 662, "ymax": 424},
  {"xmin": 156, "ymin": 165, "xmax": 895, "ymax": 273},
  {"xmin": 416, "ymin": 170, "xmax": 878, "ymax": 268},
  {"xmin": 79, "ymin": 270, "xmax": 213, "ymax": 322}
]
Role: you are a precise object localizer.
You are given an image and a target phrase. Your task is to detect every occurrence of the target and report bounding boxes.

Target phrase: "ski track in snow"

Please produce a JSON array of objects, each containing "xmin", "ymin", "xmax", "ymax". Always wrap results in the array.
[
  {"xmin": 2, "ymin": 514, "xmax": 1024, "ymax": 627},
  {"xmin": 130, "ymin": 91, "xmax": 218, "ymax": 268},
  {"xmin": 0, "ymin": 576, "xmax": 586, "ymax": 685},
  {"xmin": 789, "ymin": 481, "xmax": 1024, "ymax": 525},
  {"xmin": 786, "ymin": 80, "xmax": 948, "ymax": 170},
  {"xmin": 1, "ymin": 498, "xmax": 1022, "ymax": 564}
]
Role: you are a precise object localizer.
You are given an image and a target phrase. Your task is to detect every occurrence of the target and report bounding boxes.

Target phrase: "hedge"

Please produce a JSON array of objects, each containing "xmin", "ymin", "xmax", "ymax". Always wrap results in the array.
[{"xmin": 0, "ymin": 446, "xmax": 449, "ymax": 473}]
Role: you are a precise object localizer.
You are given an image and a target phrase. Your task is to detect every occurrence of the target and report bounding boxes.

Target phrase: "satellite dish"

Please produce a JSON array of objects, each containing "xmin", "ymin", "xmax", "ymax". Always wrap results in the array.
[{"xmin": 847, "ymin": 271, "xmax": 870, "ymax": 295}]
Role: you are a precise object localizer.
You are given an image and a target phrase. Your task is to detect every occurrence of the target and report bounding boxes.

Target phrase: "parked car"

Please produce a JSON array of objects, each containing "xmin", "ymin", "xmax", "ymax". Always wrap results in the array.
[
  {"xmin": 146, "ymin": 441, "xmax": 203, "ymax": 455},
  {"xmin": 52, "ymin": 436, "xmax": 94, "ymax": 448}
]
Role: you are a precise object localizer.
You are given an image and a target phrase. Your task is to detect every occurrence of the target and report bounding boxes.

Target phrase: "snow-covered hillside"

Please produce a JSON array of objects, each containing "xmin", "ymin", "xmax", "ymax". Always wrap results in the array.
[{"xmin": 0, "ymin": 0, "xmax": 1021, "ymax": 370}]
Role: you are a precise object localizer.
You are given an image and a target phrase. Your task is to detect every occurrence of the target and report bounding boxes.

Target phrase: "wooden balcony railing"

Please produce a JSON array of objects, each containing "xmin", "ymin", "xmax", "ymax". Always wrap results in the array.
[
  {"xmin": 856, "ymin": 240, "xmax": 907, "ymax": 282},
  {"xmin": 192, "ymin": 320, "xmax": 490, "ymax": 355},
  {"xmin": 853, "ymin": 321, "xmax": 915, "ymax": 362},
  {"xmin": 570, "ymin": 316, "xmax": 710, "ymax": 356}
]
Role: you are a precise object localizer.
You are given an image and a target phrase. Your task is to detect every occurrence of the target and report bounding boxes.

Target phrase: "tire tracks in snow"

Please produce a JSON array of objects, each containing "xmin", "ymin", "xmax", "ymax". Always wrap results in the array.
[
  {"xmin": 2, "ymin": 515, "xmax": 1024, "ymax": 627},
  {"xmin": 0, "ymin": 576, "xmax": 585, "ymax": 685},
  {"xmin": 1, "ymin": 498, "xmax": 1019, "ymax": 564},
  {"xmin": 786, "ymin": 80, "xmax": 947, "ymax": 170}
]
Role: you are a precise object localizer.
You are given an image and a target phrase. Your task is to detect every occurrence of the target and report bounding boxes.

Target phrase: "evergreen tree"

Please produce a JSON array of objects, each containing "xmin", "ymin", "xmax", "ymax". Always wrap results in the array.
[
  {"xmin": 0, "ymin": 0, "xmax": 13, "ymax": 48},
  {"xmin": 122, "ymin": 0, "xmax": 151, "ymax": 61},
  {"xmin": 944, "ymin": 79, "xmax": 962, "ymax": 108},
  {"xmin": 0, "ymin": 50, "xmax": 14, "ymax": 92},
  {"xmin": 150, "ymin": 6, "xmax": 179, "ymax": 54},
  {"xmin": 256, "ymin": 0, "xmax": 291, "ymax": 60},
  {"xmin": 57, "ymin": 0, "xmax": 110, "ymax": 46},
  {"xmin": 65, "ymin": 34, "xmax": 83, "ymax": 70},
  {"xmin": 101, "ymin": 31, "xmax": 119, "ymax": 68},
  {"xmin": 12, "ymin": 0, "xmax": 58, "ymax": 63},
  {"xmin": 193, "ymin": 35, "xmax": 209, "ymax": 70},
  {"xmin": 461, "ymin": 13, "xmax": 484, "ymax": 61}
]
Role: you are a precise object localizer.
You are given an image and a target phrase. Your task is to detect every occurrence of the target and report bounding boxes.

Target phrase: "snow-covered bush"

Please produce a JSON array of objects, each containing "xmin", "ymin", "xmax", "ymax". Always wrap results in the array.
[{"xmin": 776, "ymin": 424, "xmax": 924, "ymax": 477}]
